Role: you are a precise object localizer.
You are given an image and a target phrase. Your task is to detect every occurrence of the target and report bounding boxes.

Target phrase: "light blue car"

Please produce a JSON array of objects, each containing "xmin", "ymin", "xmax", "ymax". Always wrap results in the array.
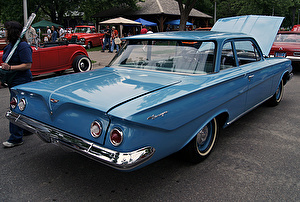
[{"xmin": 6, "ymin": 16, "xmax": 293, "ymax": 171}]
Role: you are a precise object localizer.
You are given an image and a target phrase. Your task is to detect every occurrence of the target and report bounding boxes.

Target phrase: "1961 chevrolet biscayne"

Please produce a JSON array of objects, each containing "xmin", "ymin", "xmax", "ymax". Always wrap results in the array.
[{"xmin": 6, "ymin": 16, "xmax": 293, "ymax": 171}]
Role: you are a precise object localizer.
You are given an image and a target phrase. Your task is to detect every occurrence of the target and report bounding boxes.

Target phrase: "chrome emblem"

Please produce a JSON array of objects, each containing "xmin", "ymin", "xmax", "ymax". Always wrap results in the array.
[
  {"xmin": 50, "ymin": 98, "xmax": 59, "ymax": 103},
  {"xmin": 147, "ymin": 111, "xmax": 168, "ymax": 120}
]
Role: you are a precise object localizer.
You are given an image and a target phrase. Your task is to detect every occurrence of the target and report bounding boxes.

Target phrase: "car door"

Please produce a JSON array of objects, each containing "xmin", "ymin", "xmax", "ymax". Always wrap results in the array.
[
  {"xmin": 38, "ymin": 45, "xmax": 60, "ymax": 72},
  {"xmin": 217, "ymin": 41, "xmax": 249, "ymax": 120},
  {"xmin": 234, "ymin": 39, "xmax": 273, "ymax": 110}
]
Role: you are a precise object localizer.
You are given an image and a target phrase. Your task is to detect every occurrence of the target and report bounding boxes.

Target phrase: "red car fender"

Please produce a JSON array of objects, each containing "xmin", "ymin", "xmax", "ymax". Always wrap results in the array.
[{"xmin": 68, "ymin": 49, "xmax": 89, "ymax": 64}]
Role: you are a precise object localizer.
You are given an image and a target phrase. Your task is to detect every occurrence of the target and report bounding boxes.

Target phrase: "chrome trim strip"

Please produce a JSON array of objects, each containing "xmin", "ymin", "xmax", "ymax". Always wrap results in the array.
[
  {"xmin": 226, "ymin": 95, "xmax": 273, "ymax": 126},
  {"xmin": 6, "ymin": 110, "xmax": 155, "ymax": 171},
  {"xmin": 286, "ymin": 56, "xmax": 300, "ymax": 61}
]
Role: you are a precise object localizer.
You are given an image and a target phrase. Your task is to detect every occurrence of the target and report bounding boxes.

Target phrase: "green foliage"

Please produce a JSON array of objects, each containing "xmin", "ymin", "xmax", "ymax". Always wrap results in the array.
[
  {"xmin": 0, "ymin": 0, "xmax": 24, "ymax": 23},
  {"xmin": 212, "ymin": 0, "xmax": 299, "ymax": 28},
  {"xmin": 80, "ymin": 0, "xmax": 138, "ymax": 21},
  {"xmin": 0, "ymin": 0, "xmax": 298, "ymax": 28}
]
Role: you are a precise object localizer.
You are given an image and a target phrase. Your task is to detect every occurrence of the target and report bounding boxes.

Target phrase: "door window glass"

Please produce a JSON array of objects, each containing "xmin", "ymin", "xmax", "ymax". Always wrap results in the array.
[{"xmin": 234, "ymin": 40, "xmax": 261, "ymax": 65}]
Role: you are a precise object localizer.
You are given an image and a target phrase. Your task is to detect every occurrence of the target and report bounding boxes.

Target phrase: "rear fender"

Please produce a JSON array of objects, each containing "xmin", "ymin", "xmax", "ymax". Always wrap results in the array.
[{"xmin": 69, "ymin": 51, "xmax": 88, "ymax": 64}]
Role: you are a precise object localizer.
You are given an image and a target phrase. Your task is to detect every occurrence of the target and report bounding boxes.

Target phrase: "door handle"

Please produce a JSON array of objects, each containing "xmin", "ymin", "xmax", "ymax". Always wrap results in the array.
[{"xmin": 248, "ymin": 75, "xmax": 254, "ymax": 81}]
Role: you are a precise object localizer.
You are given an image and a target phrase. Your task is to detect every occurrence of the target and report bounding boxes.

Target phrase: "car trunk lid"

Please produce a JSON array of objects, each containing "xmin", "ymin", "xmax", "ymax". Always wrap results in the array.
[{"xmin": 19, "ymin": 67, "xmax": 182, "ymax": 114}]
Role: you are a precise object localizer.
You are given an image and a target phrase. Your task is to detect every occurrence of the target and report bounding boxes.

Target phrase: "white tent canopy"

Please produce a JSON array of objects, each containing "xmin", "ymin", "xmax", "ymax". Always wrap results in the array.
[{"xmin": 99, "ymin": 17, "xmax": 142, "ymax": 36}]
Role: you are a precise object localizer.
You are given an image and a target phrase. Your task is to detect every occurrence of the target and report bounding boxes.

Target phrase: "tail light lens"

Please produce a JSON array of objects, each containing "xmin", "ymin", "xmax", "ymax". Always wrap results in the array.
[
  {"xmin": 18, "ymin": 98, "xmax": 26, "ymax": 111},
  {"xmin": 110, "ymin": 128, "xmax": 123, "ymax": 146},
  {"xmin": 90, "ymin": 121, "xmax": 102, "ymax": 138},
  {"xmin": 10, "ymin": 97, "xmax": 18, "ymax": 109}
]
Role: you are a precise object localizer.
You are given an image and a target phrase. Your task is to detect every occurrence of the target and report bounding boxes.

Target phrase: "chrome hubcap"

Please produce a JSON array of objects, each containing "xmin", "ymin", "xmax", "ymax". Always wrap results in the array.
[{"xmin": 197, "ymin": 125, "xmax": 208, "ymax": 145}]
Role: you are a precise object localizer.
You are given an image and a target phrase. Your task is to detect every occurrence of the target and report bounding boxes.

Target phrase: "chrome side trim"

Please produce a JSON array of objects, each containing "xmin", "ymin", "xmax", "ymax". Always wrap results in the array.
[
  {"xmin": 5, "ymin": 110, "xmax": 155, "ymax": 171},
  {"xmin": 225, "ymin": 95, "xmax": 273, "ymax": 126}
]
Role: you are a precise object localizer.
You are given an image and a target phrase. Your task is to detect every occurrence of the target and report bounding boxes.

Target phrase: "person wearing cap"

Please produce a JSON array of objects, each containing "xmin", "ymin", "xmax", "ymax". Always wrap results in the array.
[{"xmin": 110, "ymin": 26, "xmax": 120, "ymax": 53}]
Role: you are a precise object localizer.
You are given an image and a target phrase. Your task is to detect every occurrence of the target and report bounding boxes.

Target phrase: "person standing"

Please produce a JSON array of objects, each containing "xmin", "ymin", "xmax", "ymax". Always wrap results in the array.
[
  {"xmin": 51, "ymin": 25, "xmax": 57, "ymax": 42},
  {"xmin": 58, "ymin": 26, "xmax": 65, "ymax": 40},
  {"xmin": 147, "ymin": 27, "xmax": 153, "ymax": 34},
  {"xmin": 140, "ymin": 25, "xmax": 148, "ymax": 34},
  {"xmin": 102, "ymin": 25, "xmax": 111, "ymax": 52},
  {"xmin": 27, "ymin": 26, "xmax": 36, "ymax": 45},
  {"xmin": 46, "ymin": 26, "xmax": 51, "ymax": 41},
  {"xmin": 0, "ymin": 21, "xmax": 33, "ymax": 148},
  {"xmin": 110, "ymin": 26, "xmax": 120, "ymax": 53}
]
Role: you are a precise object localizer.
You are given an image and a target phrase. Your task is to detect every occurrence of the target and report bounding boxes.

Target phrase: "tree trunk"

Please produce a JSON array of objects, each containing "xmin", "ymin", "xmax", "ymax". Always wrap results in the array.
[
  {"xmin": 177, "ymin": 0, "xmax": 197, "ymax": 31},
  {"xmin": 179, "ymin": 11, "xmax": 190, "ymax": 31}
]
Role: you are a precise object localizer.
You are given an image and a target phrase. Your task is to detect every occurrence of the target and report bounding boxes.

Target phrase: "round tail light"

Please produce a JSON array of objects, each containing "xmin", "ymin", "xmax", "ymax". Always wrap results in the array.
[
  {"xmin": 18, "ymin": 98, "xmax": 26, "ymax": 111},
  {"xmin": 90, "ymin": 121, "xmax": 102, "ymax": 138},
  {"xmin": 10, "ymin": 97, "xmax": 18, "ymax": 109},
  {"xmin": 110, "ymin": 128, "xmax": 123, "ymax": 146}
]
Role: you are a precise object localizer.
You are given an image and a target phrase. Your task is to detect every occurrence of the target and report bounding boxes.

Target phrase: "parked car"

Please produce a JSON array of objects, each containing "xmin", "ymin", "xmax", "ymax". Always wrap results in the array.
[
  {"xmin": 0, "ymin": 41, "xmax": 92, "ymax": 76},
  {"xmin": 6, "ymin": 16, "xmax": 293, "ymax": 171},
  {"xmin": 291, "ymin": 24, "xmax": 300, "ymax": 31},
  {"xmin": 64, "ymin": 25, "xmax": 104, "ymax": 49},
  {"xmin": 0, "ymin": 38, "xmax": 6, "ymax": 50},
  {"xmin": 269, "ymin": 31, "xmax": 300, "ymax": 69}
]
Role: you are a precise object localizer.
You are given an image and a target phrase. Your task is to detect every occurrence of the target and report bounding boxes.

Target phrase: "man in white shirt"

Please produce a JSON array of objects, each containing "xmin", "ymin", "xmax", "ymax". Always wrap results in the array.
[{"xmin": 58, "ymin": 26, "xmax": 65, "ymax": 40}]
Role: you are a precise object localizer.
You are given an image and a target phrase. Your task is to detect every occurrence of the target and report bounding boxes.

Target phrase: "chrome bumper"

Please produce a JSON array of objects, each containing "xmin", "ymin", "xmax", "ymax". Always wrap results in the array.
[{"xmin": 6, "ymin": 110, "xmax": 155, "ymax": 171}]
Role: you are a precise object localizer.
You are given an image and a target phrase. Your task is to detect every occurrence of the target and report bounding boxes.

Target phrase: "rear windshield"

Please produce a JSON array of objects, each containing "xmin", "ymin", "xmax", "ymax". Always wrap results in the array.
[
  {"xmin": 275, "ymin": 33, "xmax": 300, "ymax": 43},
  {"xmin": 110, "ymin": 40, "xmax": 216, "ymax": 74}
]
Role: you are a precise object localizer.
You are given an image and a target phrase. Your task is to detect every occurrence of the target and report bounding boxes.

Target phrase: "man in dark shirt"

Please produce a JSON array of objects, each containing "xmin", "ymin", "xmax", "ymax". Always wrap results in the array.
[{"xmin": 102, "ymin": 25, "xmax": 112, "ymax": 52}]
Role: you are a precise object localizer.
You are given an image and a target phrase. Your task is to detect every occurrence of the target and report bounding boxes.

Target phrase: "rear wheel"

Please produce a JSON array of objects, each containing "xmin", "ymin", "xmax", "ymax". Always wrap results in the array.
[
  {"xmin": 267, "ymin": 79, "xmax": 284, "ymax": 106},
  {"xmin": 72, "ymin": 55, "xmax": 92, "ymax": 72},
  {"xmin": 183, "ymin": 118, "xmax": 219, "ymax": 163}
]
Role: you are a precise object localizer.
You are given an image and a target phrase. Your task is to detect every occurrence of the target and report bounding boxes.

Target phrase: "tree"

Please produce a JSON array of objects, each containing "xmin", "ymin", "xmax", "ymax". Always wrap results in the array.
[
  {"xmin": 177, "ymin": 0, "xmax": 198, "ymax": 31},
  {"xmin": 31, "ymin": 0, "xmax": 82, "ymax": 24},
  {"xmin": 0, "ymin": 0, "xmax": 24, "ymax": 23},
  {"xmin": 81, "ymin": 0, "xmax": 138, "ymax": 22}
]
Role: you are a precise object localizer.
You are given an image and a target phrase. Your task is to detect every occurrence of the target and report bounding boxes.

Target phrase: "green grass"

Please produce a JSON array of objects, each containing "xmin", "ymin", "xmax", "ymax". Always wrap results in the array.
[{"xmin": 86, "ymin": 46, "xmax": 102, "ymax": 52}]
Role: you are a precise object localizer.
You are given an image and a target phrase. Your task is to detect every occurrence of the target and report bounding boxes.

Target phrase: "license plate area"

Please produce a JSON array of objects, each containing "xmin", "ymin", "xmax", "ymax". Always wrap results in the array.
[{"xmin": 275, "ymin": 52, "xmax": 286, "ymax": 57}]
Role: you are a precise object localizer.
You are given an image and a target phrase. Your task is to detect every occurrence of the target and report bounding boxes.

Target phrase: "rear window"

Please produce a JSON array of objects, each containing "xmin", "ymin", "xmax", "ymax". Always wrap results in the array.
[
  {"xmin": 275, "ymin": 33, "xmax": 300, "ymax": 43},
  {"xmin": 110, "ymin": 40, "xmax": 216, "ymax": 74}
]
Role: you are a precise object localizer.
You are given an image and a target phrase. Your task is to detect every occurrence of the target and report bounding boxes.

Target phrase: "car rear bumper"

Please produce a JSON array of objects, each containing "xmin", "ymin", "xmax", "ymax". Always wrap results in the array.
[
  {"xmin": 287, "ymin": 56, "xmax": 300, "ymax": 62},
  {"xmin": 6, "ymin": 110, "xmax": 155, "ymax": 171}
]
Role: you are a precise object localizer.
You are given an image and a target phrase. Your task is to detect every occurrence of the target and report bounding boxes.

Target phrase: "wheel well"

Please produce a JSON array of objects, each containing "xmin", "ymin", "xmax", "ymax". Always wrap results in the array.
[
  {"xmin": 216, "ymin": 112, "xmax": 229, "ymax": 128},
  {"xmin": 71, "ymin": 53, "xmax": 86, "ymax": 62},
  {"xmin": 282, "ymin": 72, "xmax": 290, "ymax": 85}
]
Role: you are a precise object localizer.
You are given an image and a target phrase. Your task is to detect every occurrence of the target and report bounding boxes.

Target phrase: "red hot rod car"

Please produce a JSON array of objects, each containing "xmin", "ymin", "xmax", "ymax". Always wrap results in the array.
[
  {"xmin": 64, "ymin": 25, "xmax": 104, "ymax": 49},
  {"xmin": 0, "ymin": 41, "xmax": 92, "ymax": 76}
]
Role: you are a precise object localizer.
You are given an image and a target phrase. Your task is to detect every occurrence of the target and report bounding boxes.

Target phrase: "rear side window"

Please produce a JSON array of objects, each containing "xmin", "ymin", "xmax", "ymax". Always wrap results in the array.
[
  {"xmin": 220, "ymin": 41, "xmax": 236, "ymax": 70},
  {"xmin": 234, "ymin": 40, "xmax": 261, "ymax": 65}
]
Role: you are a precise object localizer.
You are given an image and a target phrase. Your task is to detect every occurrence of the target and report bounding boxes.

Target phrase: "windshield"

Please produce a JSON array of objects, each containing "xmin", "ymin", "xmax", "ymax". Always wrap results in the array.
[
  {"xmin": 110, "ymin": 40, "xmax": 216, "ymax": 74},
  {"xmin": 74, "ymin": 27, "xmax": 91, "ymax": 33},
  {"xmin": 275, "ymin": 33, "xmax": 300, "ymax": 43}
]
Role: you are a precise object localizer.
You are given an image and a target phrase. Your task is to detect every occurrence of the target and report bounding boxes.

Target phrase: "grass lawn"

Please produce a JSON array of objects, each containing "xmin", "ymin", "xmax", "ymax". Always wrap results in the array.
[{"xmin": 86, "ymin": 46, "xmax": 102, "ymax": 52}]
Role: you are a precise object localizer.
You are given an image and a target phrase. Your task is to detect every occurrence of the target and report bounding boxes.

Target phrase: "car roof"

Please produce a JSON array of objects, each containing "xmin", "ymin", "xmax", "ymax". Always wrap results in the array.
[{"xmin": 124, "ymin": 31, "xmax": 249, "ymax": 41}]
